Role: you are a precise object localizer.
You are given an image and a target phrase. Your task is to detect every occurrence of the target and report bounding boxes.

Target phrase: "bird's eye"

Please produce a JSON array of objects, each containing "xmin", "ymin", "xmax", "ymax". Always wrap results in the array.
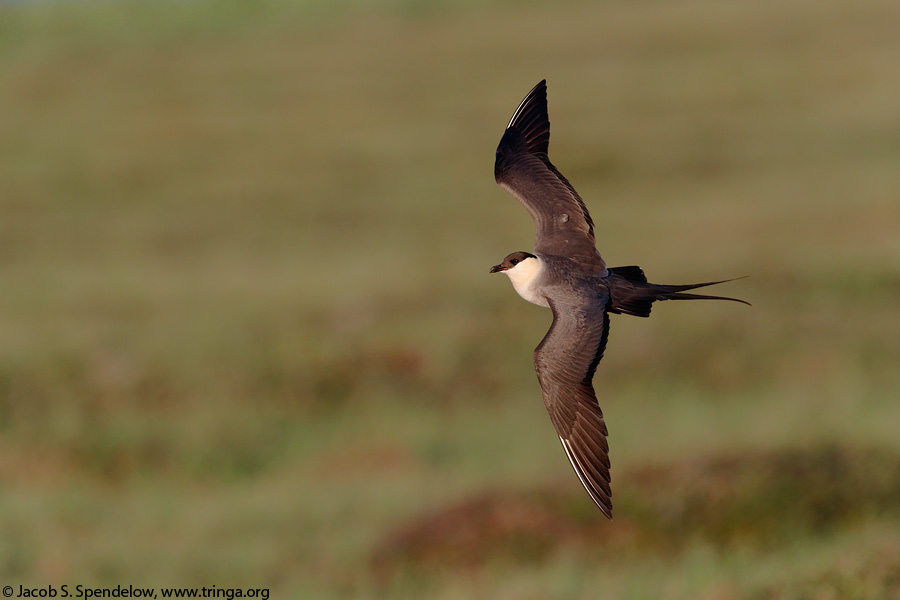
[{"xmin": 510, "ymin": 259, "xmax": 519, "ymax": 266}]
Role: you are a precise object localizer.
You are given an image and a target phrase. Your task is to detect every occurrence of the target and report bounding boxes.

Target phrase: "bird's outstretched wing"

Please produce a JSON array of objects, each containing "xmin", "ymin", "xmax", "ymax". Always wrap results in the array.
[
  {"xmin": 534, "ymin": 288, "xmax": 613, "ymax": 518},
  {"xmin": 494, "ymin": 80, "xmax": 606, "ymax": 272}
]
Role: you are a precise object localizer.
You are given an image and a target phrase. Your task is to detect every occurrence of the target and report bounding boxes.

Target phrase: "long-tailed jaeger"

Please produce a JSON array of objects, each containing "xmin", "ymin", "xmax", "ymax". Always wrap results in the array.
[{"xmin": 490, "ymin": 80, "xmax": 748, "ymax": 519}]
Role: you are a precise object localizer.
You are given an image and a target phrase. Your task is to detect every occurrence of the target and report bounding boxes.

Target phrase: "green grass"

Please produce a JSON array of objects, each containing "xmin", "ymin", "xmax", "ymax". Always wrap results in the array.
[{"xmin": 1, "ymin": 0, "xmax": 899, "ymax": 597}]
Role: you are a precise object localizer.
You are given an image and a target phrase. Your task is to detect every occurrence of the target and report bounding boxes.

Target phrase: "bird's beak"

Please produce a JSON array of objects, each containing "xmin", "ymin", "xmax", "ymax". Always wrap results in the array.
[{"xmin": 490, "ymin": 264, "xmax": 503, "ymax": 273}]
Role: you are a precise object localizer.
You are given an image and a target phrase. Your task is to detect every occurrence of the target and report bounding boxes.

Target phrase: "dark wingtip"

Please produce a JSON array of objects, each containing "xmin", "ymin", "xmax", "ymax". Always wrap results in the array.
[
  {"xmin": 495, "ymin": 80, "xmax": 551, "ymax": 183},
  {"xmin": 503, "ymin": 79, "xmax": 550, "ymax": 155}
]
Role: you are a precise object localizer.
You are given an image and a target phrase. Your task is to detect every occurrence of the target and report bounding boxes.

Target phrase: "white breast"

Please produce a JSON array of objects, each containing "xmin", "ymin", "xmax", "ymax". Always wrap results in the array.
[{"xmin": 504, "ymin": 257, "xmax": 549, "ymax": 307}]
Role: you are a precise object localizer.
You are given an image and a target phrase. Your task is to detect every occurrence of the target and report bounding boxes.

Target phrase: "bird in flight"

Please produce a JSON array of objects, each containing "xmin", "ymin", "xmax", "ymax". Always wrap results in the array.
[{"xmin": 491, "ymin": 80, "xmax": 747, "ymax": 519}]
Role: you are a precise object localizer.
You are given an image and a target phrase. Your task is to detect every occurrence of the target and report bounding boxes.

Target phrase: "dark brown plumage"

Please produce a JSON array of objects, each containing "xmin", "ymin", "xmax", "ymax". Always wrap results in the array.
[{"xmin": 492, "ymin": 80, "xmax": 748, "ymax": 519}]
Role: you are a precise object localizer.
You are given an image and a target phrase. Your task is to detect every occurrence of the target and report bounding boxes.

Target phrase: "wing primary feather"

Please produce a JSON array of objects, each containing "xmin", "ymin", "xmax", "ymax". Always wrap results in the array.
[
  {"xmin": 579, "ymin": 406, "xmax": 610, "ymax": 439},
  {"xmin": 571, "ymin": 420, "xmax": 610, "ymax": 461},
  {"xmin": 570, "ymin": 441, "xmax": 612, "ymax": 503},
  {"xmin": 560, "ymin": 436, "xmax": 613, "ymax": 518},
  {"xmin": 570, "ymin": 428, "xmax": 612, "ymax": 486}
]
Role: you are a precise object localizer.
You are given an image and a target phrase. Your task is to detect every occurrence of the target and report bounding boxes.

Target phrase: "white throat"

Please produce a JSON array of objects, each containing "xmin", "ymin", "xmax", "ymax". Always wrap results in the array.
[{"xmin": 503, "ymin": 257, "xmax": 548, "ymax": 307}]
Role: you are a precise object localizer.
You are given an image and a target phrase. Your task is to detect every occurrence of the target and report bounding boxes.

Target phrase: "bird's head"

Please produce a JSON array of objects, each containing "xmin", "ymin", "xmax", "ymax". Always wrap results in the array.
[{"xmin": 490, "ymin": 251, "xmax": 537, "ymax": 274}]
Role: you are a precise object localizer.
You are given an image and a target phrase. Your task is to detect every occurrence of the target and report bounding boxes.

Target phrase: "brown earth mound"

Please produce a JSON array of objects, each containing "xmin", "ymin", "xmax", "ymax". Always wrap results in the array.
[{"xmin": 371, "ymin": 444, "xmax": 900, "ymax": 574}]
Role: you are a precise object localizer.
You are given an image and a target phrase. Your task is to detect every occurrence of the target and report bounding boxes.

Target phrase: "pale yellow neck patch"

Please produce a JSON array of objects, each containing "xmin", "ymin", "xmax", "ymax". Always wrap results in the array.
[{"xmin": 503, "ymin": 257, "xmax": 548, "ymax": 307}]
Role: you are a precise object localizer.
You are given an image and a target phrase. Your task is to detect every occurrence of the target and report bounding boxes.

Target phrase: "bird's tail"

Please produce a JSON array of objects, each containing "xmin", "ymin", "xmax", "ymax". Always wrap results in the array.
[{"xmin": 607, "ymin": 265, "xmax": 749, "ymax": 318}]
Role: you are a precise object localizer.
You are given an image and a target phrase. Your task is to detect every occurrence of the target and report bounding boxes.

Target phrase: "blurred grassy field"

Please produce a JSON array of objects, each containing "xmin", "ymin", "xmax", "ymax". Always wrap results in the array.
[{"xmin": 1, "ymin": 0, "xmax": 899, "ymax": 597}]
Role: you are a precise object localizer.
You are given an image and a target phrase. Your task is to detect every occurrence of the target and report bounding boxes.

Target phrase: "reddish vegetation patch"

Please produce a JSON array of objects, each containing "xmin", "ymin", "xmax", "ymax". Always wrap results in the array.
[
  {"xmin": 371, "ymin": 490, "xmax": 580, "ymax": 571},
  {"xmin": 371, "ymin": 444, "xmax": 900, "ymax": 574},
  {"xmin": 311, "ymin": 442, "xmax": 415, "ymax": 480},
  {"xmin": 370, "ymin": 488, "xmax": 645, "ymax": 576},
  {"xmin": 0, "ymin": 445, "xmax": 74, "ymax": 486}
]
